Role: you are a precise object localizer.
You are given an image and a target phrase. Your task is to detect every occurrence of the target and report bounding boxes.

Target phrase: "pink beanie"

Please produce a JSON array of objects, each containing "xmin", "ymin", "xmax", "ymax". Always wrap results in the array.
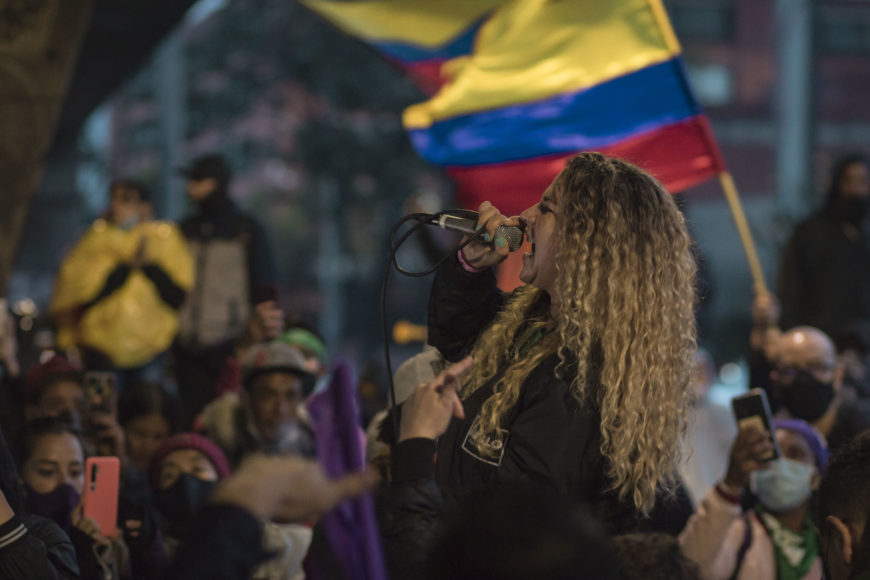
[{"xmin": 149, "ymin": 432, "xmax": 230, "ymax": 488}]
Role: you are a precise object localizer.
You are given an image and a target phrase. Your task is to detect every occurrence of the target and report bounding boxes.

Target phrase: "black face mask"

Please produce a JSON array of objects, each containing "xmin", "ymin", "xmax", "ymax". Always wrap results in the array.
[
  {"xmin": 779, "ymin": 371, "xmax": 836, "ymax": 423},
  {"xmin": 153, "ymin": 473, "xmax": 216, "ymax": 526},
  {"xmin": 831, "ymin": 196, "xmax": 870, "ymax": 224},
  {"xmin": 24, "ymin": 482, "xmax": 80, "ymax": 532}
]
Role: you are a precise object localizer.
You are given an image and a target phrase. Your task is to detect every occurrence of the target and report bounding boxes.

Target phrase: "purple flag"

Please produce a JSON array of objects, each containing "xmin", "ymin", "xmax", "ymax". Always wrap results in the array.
[{"xmin": 306, "ymin": 360, "xmax": 387, "ymax": 580}]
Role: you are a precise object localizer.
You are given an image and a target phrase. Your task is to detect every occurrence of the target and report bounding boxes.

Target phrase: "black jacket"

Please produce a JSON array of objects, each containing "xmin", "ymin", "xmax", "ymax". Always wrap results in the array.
[
  {"xmin": 429, "ymin": 257, "xmax": 631, "ymax": 521},
  {"xmin": 379, "ymin": 257, "xmax": 636, "ymax": 577},
  {"xmin": 166, "ymin": 504, "xmax": 267, "ymax": 580},
  {"xmin": 180, "ymin": 194, "xmax": 276, "ymax": 303},
  {"xmin": 777, "ymin": 212, "xmax": 870, "ymax": 346},
  {"xmin": 0, "ymin": 514, "xmax": 80, "ymax": 579}
]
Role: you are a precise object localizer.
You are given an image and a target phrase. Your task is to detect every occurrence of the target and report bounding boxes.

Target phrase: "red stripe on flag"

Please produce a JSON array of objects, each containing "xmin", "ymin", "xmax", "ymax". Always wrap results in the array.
[
  {"xmin": 447, "ymin": 116, "xmax": 725, "ymax": 216},
  {"xmin": 391, "ymin": 59, "xmax": 448, "ymax": 96}
]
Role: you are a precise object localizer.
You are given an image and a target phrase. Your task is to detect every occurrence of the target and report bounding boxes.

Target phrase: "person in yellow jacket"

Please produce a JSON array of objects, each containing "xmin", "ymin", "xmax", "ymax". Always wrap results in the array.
[{"xmin": 51, "ymin": 180, "xmax": 194, "ymax": 390}]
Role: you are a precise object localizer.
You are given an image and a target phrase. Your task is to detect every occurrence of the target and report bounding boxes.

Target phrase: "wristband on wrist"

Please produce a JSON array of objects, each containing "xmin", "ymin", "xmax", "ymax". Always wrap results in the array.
[
  {"xmin": 715, "ymin": 482, "xmax": 742, "ymax": 504},
  {"xmin": 457, "ymin": 249, "xmax": 485, "ymax": 273}
]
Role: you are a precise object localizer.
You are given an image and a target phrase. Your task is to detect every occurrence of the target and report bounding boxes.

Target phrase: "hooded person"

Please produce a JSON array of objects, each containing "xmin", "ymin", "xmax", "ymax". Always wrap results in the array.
[
  {"xmin": 777, "ymin": 154, "xmax": 870, "ymax": 351},
  {"xmin": 199, "ymin": 339, "xmax": 317, "ymax": 468},
  {"xmin": 680, "ymin": 418, "xmax": 829, "ymax": 580},
  {"xmin": 174, "ymin": 153, "xmax": 277, "ymax": 427}
]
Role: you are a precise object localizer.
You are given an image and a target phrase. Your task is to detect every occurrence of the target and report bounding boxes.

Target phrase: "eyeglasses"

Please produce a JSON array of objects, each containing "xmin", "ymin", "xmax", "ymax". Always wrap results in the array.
[{"xmin": 773, "ymin": 363, "xmax": 835, "ymax": 382}]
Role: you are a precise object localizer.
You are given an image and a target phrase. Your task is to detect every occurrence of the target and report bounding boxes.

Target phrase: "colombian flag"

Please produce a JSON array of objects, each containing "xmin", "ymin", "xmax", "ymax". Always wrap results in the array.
[
  {"xmin": 404, "ymin": 0, "xmax": 725, "ymax": 215},
  {"xmin": 300, "ymin": 0, "xmax": 505, "ymax": 95},
  {"xmin": 305, "ymin": 0, "xmax": 725, "ymax": 216}
]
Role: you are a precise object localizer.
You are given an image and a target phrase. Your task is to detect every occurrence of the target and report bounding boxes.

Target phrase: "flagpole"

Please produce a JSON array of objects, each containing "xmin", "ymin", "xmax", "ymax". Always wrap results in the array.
[{"xmin": 718, "ymin": 172, "xmax": 767, "ymax": 293}]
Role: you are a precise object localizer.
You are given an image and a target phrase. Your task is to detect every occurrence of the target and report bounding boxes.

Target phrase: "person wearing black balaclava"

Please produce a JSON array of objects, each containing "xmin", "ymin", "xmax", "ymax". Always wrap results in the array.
[
  {"xmin": 771, "ymin": 326, "xmax": 870, "ymax": 453},
  {"xmin": 777, "ymin": 154, "xmax": 870, "ymax": 350},
  {"xmin": 148, "ymin": 432, "xmax": 230, "ymax": 561},
  {"xmin": 173, "ymin": 154, "xmax": 277, "ymax": 428}
]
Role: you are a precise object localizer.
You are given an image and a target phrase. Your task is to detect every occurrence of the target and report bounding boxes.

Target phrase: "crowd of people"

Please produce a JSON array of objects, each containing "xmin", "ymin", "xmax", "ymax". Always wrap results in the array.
[{"xmin": 0, "ymin": 151, "xmax": 869, "ymax": 579}]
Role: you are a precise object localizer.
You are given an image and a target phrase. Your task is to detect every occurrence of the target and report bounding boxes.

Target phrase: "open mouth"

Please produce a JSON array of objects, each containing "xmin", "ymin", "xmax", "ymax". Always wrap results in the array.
[{"xmin": 524, "ymin": 229, "xmax": 535, "ymax": 256}]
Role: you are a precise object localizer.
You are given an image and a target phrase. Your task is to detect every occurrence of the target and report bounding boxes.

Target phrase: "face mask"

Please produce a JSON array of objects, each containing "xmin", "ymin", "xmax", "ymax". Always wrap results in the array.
[
  {"xmin": 153, "ymin": 473, "xmax": 216, "ymax": 525},
  {"xmin": 832, "ymin": 196, "xmax": 870, "ymax": 223},
  {"xmin": 779, "ymin": 371, "xmax": 835, "ymax": 423},
  {"xmin": 24, "ymin": 482, "xmax": 80, "ymax": 531},
  {"xmin": 750, "ymin": 458, "xmax": 815, "ymax": 512},
  {"xmin": 267, "ymin": 421, "xmax": 316, "ymax": 458},
  {"xmin": 116, "ymin": 214, "xmax": 140, "ymax": 231}
]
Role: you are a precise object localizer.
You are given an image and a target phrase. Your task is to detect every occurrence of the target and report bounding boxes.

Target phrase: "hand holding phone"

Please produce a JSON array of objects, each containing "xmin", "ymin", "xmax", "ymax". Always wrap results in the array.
[
  {"xmin": 83, "ymin": 456, "xmax": 120, "ymax": 537},
  {"xmin": 726, "ymin": 389, "xmax": 779, "ymax": 490},
  {"xmin": 84, "ymin": 372, "xmax": 116, "ymax": 415},
  {"xmin": 731, "ymin": 388, "xmax": 779, "ymax": 461}
]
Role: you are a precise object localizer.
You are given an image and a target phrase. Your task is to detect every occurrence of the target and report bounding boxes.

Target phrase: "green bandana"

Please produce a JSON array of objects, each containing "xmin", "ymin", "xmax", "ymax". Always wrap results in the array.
[
  {"xmin": 280, "ymin": 328, "xmax": 326, "ymax": 362},
  {"xmin": 755, "ymin": 505, "xmax": 819, "ymax": 580}
]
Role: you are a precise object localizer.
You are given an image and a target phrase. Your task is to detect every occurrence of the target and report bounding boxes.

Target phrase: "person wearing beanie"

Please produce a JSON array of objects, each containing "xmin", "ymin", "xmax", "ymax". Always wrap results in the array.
[
  {"xmin": 280, "ymin": 323, "xmax": 327, "ymax": 377},
  {"xmin": 174, "ymin": 153, "xmax": 277, "ymax": 428},
  {"xmin": 148, "ymin": 433, "xmax": 229, "ymax": 558},
  {"xmin": 680, "ymin": 418, "xmax": 829, "ymax": 580},
  {"xmin": 23, "ymin": 354, "xmax": 85, "ymax": 430},
  {"xmin": 199, "ymin": 340, "xmax": 316, "ymax": 469}
]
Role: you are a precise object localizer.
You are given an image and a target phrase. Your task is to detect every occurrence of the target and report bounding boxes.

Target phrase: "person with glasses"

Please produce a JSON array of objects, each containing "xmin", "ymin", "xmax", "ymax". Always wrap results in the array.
[{"xmin": 770, "ymin": 327, "xmax": 870, "ymax": 454}]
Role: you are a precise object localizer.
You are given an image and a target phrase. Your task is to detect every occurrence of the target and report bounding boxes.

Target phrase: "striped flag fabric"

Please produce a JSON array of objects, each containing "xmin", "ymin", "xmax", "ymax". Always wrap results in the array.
[
  {"xmin": 300, "ymin": 0, "xmax": 505, "ymax": 95},
  {"xmin": 304, "ymin": 0, "xmax": 726, "ymax": 216},
  {"xmin": 403, "ymin": 0, "xmax": 726, "ymax": 215}
]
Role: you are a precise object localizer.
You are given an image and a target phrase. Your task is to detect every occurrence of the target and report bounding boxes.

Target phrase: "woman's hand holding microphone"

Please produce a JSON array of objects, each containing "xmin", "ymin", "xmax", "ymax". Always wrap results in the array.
[{"xmin": 460, "ymin": 202, "xmax": 523, "ymax": 270}]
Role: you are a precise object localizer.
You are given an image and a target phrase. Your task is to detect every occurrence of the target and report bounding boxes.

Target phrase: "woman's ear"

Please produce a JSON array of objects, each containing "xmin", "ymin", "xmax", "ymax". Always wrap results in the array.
[{"xmin": 827, "ymin": 515, "xmax": 854, "ymax": 565}]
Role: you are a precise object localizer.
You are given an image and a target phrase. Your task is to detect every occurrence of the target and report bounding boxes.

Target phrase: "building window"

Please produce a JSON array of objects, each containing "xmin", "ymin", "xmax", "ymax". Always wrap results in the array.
[
  {"xmin": 818, "ymin": 6, "xmax": 870, "ymax": 56},
  {"xmin": 666, "ymin": 1, "xmax": 736, "ymax": 43},
  {"xmin": 685, "ymin": 62, "xmax": 735, "ymax": 106}
]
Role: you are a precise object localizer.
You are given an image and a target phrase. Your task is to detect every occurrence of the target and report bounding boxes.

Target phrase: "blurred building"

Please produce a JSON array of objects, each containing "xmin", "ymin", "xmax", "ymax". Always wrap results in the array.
[{"xmin": 668, "ymin": 0, "xmax": 870, "ymax": 361}]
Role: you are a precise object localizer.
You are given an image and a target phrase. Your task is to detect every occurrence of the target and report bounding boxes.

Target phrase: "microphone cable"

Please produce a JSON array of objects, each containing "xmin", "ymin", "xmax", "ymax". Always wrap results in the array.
[{"xmin": 380, "ymin": 210, "xmax": 486, "ymax": 445}]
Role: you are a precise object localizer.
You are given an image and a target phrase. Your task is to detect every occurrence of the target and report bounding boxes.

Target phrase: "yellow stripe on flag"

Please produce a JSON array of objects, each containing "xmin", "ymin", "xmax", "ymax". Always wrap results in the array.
[
  {"xmin": 403, "ymin": 0, "xmax": 681, "ymax": 129},
  {"xmin": 300, "ymin": 0, "xmax": 504, "ymax": 48}
]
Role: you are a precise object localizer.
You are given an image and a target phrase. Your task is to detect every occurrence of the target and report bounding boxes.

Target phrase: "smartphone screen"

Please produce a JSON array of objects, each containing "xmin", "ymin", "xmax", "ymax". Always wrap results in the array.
[
  {"xmin": 731, "ymin": 388, "xmax": 780, "ymax": 461},
  {"xmin": 83, "ymin": 456, "xmax": 120, "ymax": 537}
]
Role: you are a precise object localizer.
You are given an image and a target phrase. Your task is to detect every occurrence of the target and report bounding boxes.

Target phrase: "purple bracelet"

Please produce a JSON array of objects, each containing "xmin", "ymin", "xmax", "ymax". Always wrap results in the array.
[{"xmin": 457, "ymin": 249, "xmax": 485, "ymax": 273}]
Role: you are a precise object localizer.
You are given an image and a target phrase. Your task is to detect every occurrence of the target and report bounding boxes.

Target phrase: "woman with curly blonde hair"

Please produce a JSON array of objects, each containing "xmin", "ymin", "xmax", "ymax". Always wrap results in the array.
[{"xmin": 397, "ymin": 152, "xmax": 697, "ymax": 529}]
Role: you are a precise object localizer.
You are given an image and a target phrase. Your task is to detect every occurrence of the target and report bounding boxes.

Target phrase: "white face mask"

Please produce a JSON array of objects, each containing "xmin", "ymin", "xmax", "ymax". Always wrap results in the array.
[
  {"xmin": 750, "ymin": 458, "xmax": 816, "ymax": 512},
  {"xmin": 118, "ymin": 214, "xmax": 140, "ymax": 231}
]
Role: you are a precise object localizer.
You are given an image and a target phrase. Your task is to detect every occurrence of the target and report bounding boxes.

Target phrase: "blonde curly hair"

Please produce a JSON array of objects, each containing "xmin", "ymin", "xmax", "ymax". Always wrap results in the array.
[{"xmin": 462, "ymin": 152, "xmax": 697, "ymax": 514}]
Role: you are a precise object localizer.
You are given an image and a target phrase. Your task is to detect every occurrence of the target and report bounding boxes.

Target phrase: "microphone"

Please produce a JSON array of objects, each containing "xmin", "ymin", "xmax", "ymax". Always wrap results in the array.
[{"xmin": 430, "ymin": 212, "xmax": 525, "ymax": 251}]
